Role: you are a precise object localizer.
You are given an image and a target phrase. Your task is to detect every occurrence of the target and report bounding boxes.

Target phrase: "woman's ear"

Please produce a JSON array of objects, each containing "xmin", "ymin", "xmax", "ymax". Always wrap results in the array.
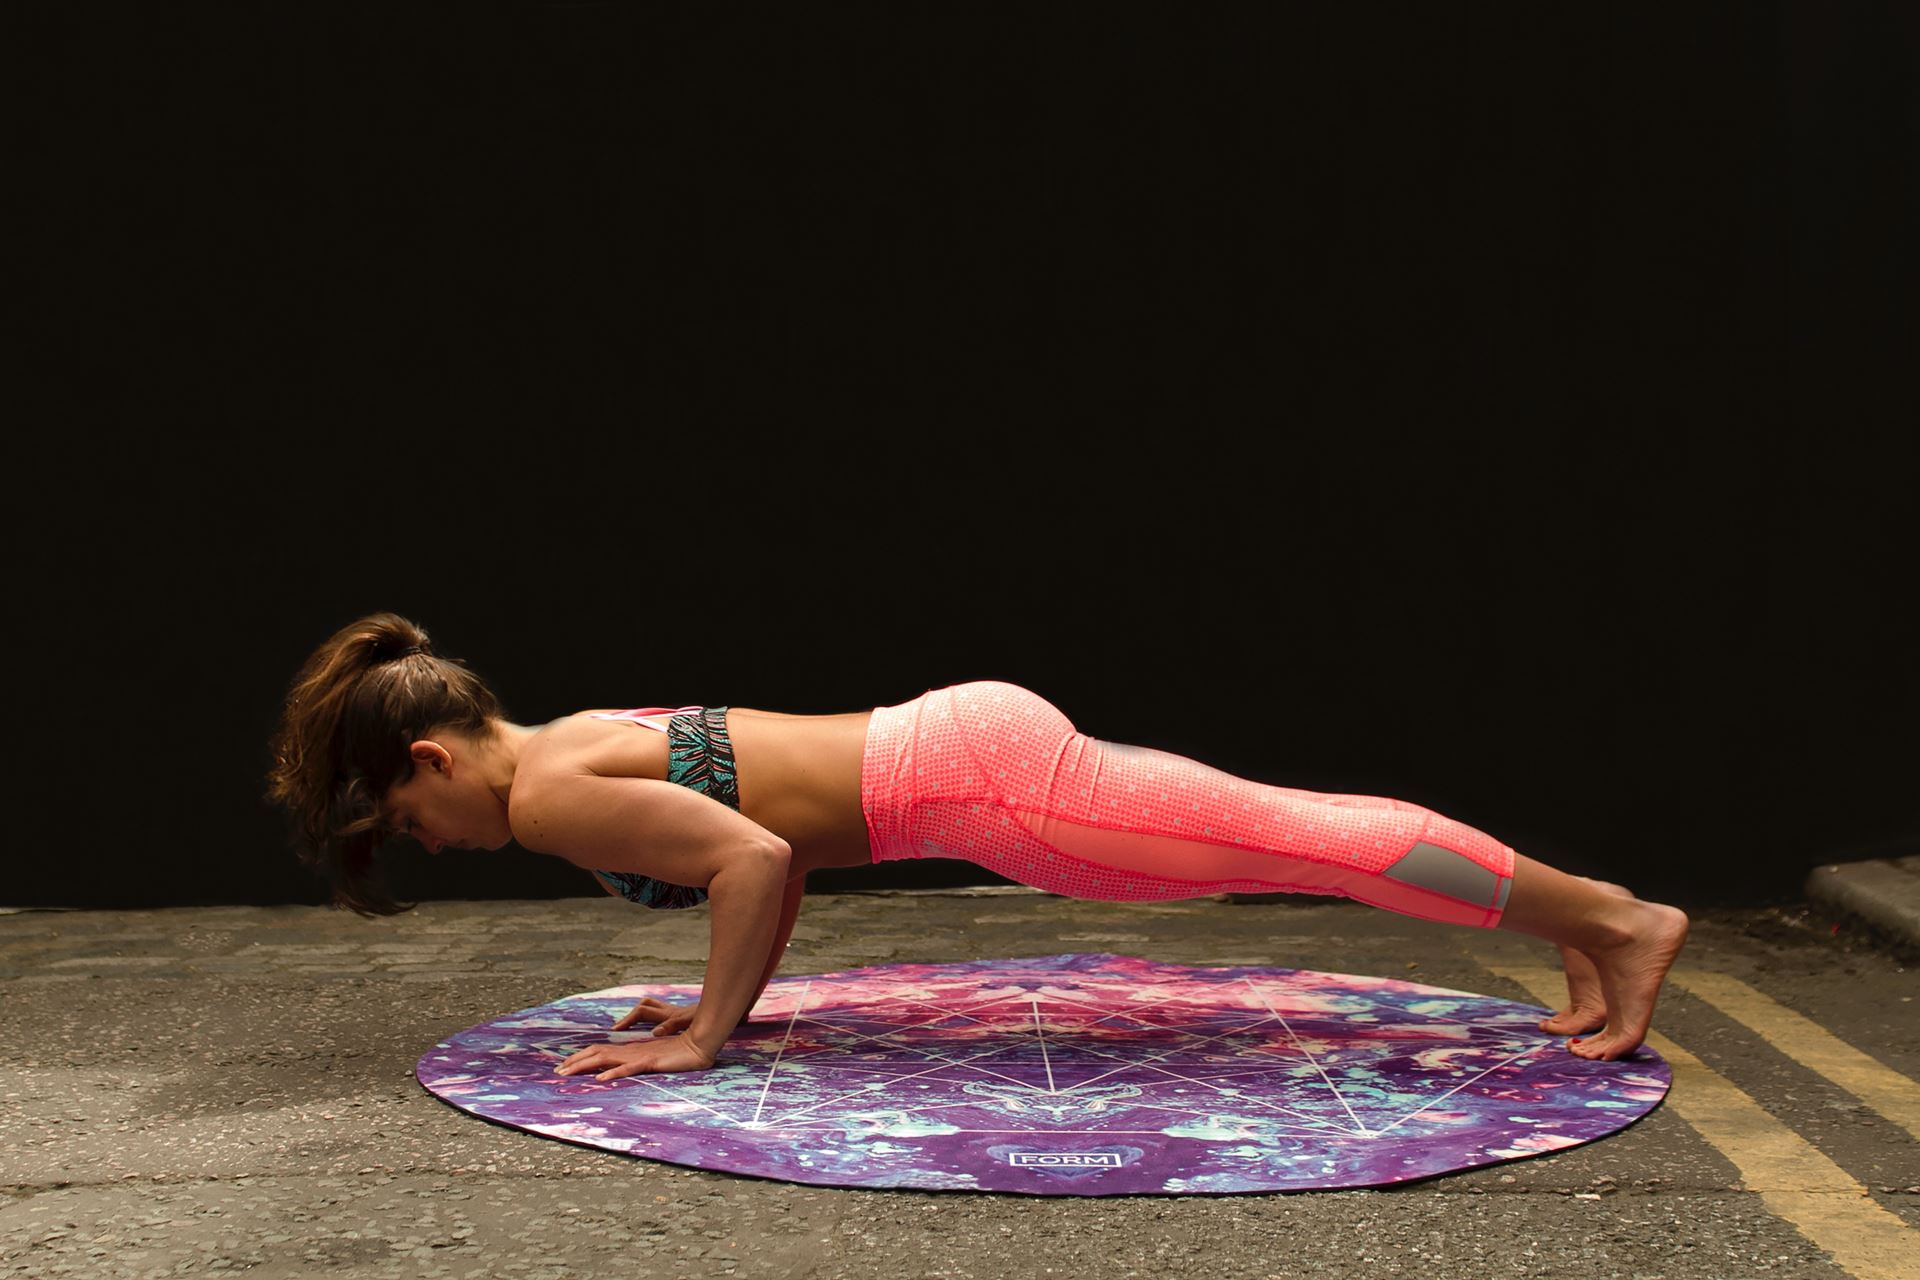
[{"xmin": 408, "ymin": 740, "xmax": 451, "ymax": 773}]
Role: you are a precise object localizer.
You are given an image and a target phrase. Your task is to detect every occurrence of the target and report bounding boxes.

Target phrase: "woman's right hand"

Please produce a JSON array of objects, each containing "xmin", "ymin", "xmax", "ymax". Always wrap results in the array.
[{"xmin": 612, "ymin": 995, "xmax": 753, "ymax": 1037}]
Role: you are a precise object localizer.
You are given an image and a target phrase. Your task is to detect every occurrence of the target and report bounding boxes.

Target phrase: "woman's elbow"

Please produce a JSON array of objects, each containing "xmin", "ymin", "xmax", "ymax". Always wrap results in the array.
[
  {"xmin": 726, "ymin": 836, "xmax": 791, "ymax": 872},
  {"xmin": 708, "ymin": 840, "xmax": 792, "ymax": 893}
]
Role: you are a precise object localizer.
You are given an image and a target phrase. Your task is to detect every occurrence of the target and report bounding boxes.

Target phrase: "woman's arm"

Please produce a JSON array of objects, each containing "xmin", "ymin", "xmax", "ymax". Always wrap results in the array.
[
  {"xmin": 685, "ymin": 846, "xmax": 793, "ymax": 1055},
  {"xmin": 509, "ymin": 760, "xmax": 796, "ymax": 1058},
  {"xmin": 629, "ymin": 874, "xmax": 805, "ymax": 1035},
  {"xmin": 745, "ymin": 873, "xmax": 808, "ymax": 1014}
]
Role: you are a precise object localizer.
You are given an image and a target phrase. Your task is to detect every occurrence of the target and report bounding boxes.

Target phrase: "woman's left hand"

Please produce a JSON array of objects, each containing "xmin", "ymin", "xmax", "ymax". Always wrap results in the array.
[{"xmin": 554, "ymin": 1035, "xmax": 717, "ymax": 1080}]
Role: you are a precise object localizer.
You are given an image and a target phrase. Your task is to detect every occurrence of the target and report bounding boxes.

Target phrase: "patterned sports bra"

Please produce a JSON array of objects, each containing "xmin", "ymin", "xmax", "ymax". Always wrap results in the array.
[{"xmin": 581, "ymin": 705, "xmax": 740, "ymax": 908}]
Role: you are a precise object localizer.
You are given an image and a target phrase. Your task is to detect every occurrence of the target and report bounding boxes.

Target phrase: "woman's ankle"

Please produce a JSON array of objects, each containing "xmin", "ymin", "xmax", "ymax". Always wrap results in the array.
[
  {"xmin": 1499, "ymin": 854, "xmax": 1642, "ymax": 951},
  {"xmin": 1570, "ymin": 893, "xmax": 1645, "ymax": 953}
]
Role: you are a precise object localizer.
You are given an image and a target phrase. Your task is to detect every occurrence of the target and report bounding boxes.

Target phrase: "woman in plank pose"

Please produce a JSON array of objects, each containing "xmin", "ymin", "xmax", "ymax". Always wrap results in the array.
[{"xmin": 266, "ymin": 612, "xmax": 1689, "ymax": 1080}]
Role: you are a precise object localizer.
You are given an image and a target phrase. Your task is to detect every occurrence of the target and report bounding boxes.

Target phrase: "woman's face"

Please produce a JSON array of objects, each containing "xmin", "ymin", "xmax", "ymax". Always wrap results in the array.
[{"xmin": 379, "ymin": 734, "xmax": 512, "ymax": 855}]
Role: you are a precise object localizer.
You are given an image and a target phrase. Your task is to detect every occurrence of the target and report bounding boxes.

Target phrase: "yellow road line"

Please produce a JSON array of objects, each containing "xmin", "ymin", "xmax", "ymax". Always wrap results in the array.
[
  {"xmin": 1483, "ymin": 963, "xmax": 1915, "ymax": 1280},
  {"xmin": 1670, "ymin": 969, "xmax": 1920, "ymax": 1143}
]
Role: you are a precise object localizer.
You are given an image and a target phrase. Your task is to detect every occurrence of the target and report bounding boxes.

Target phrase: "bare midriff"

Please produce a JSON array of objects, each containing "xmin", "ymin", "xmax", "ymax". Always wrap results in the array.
[{"xmin": 569, "ymin": 706, "xmax": 877, "ymax": 877}]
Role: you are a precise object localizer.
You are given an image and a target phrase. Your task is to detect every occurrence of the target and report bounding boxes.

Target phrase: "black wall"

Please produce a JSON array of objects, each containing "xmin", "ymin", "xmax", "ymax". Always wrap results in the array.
[{"xmin": 18, "ymin": 5, "xmax": 1914, "ymax": 911}]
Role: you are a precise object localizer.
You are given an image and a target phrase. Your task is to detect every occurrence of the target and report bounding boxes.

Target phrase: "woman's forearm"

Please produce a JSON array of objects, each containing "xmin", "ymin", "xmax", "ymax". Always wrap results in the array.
[
  {"xmin": 686, "ymin": 844, "xmax": 793, "ymax": 1056},
  {"xmin": 746, "ymin": 873, "xmax": 808, "ymax": 1015}
]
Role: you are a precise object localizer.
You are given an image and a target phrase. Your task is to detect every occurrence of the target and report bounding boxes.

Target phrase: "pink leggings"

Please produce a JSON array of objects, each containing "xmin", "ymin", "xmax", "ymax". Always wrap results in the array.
[{"xmin": 861, "ymin": 681, "xmax": 1515, "ymax": 928}]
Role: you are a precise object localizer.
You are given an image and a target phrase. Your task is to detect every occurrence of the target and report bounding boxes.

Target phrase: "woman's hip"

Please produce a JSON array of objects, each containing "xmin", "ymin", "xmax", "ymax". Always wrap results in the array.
[{"xmin": 861, "ymin": 679, "xmax": 1075, "ymax": 863}]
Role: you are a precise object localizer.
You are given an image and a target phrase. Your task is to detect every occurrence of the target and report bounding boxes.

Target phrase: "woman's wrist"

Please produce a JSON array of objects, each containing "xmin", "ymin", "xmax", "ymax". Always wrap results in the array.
[
  {"xmin": 684, "ymin": 1005, "xmax": 743, "ymax": 1057},
  {"xmin": 682, "ymin": 1030, "xmax": 726, "ymax": 1062}
]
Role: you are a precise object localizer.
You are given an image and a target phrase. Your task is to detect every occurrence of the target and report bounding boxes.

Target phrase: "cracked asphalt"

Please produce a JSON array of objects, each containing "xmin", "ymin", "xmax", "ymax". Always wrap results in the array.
[{"xmin": 3, "ymin": 888, "xmax": 1915, "ymax": 1279}]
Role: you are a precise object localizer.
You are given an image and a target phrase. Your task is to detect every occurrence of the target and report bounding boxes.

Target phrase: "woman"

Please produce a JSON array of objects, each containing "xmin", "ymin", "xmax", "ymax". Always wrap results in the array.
[{"xmin": 266, "ymin": 612, "xmax": 1689, "ymax": 1081}]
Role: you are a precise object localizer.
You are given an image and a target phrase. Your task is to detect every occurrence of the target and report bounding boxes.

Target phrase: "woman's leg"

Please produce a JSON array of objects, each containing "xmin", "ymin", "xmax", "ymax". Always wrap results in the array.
[
  {"xmin": 957, "ymin": 680, "xmax": 1522, "ymax": 927},
  {"xmin": 891, "ymin": 682, "xmax": 1689, "ymax": 1059},
  {"xmin": 931, "ymin": 682, "xmax": 1690, "ymax": 1059},
  {"xmin": 1495, "ymin": 855, "xmax": 1690, "ymax": 1060}
]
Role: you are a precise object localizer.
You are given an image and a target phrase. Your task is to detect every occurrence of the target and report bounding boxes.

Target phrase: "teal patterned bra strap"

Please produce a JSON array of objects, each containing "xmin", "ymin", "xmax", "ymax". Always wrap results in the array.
[{"xmin": 593, "ymin": 707, "xmax": 736, "ymax": 909}]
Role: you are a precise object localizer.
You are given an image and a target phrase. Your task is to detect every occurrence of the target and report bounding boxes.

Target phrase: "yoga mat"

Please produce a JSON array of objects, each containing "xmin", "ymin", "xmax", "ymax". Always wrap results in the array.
[{"xmin": 417, "ymin": 952, "xmax": 1670, "ymax": 1195}]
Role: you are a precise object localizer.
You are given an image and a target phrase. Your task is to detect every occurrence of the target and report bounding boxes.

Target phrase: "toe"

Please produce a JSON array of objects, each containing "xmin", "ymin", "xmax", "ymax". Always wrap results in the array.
[
  {"xmin": 1567, "ymin": 1029, "xmax": 1642, "ymax": 1061},
  {"xmin": 1540, "ymin": 1007, "xmax": 1607, "ymax": 1035}
]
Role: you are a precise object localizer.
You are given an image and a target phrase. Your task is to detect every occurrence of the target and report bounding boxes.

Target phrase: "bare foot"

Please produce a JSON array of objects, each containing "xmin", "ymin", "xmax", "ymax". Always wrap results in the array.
[
  {"xmin": 1566, "ymin": 896, "xmax": 1691, "ymax": 1060},
  {"xmin": 1539, "ymin": 879, "xmax": 1634, "ymax": 1035}
]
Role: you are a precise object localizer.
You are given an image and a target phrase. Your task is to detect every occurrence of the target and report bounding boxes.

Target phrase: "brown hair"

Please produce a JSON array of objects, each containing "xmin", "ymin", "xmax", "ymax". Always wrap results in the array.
[{"xmin": 263, "ymin": 611, "xmax": 509, "ymax": 917}]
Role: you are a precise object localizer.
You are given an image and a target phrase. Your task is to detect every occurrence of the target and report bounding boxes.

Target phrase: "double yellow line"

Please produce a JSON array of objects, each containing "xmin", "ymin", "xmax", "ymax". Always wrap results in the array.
[{"xmin": 1482, "ymin": 964, "xmax": 1918, "ymax": 1280}]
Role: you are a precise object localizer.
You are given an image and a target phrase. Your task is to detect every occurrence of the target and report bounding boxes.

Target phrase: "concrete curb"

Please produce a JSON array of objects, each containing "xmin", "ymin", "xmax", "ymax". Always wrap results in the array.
[{"xmin": 1804, "ymin": 853, "xmax": 1920, "ymax": 950}]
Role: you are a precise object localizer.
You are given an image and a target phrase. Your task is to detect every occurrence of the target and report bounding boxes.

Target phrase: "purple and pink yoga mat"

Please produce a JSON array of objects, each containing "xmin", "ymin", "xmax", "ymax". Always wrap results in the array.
[{"xmin": 416, "ymin": 952, "xmax": 1669, "ymax": 1195}]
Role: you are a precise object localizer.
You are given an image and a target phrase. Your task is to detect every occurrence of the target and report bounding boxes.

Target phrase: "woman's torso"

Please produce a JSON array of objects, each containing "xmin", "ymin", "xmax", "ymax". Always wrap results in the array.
[{"xmin": 561, "ymin": 706, "xmax": 876, "ymax": 877}]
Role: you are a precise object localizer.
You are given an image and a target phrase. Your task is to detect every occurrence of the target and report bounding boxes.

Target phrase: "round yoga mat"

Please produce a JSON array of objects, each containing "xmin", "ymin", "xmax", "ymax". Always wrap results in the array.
[{"xmin": 417, "ymin": 952, "xmax": 1670, "ymax": 1195}]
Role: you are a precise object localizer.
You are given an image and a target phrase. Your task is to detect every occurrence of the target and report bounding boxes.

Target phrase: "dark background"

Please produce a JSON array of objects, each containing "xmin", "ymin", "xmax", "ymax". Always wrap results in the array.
[{"xmin": 16, "ymin": 4, "xmax": 1914, "ymax": 912}]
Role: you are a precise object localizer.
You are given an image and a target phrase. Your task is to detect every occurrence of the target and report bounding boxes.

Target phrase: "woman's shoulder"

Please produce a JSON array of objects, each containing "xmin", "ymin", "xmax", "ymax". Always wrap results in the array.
[{"xmin": 518, "ymin": 711, "xmax": 671, "ymax": 789}]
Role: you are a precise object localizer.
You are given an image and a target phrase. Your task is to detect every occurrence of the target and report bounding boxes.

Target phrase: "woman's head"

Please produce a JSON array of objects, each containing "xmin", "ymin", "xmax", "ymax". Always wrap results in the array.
[{"xmin": 263, "ymin": 611, "xmax": 509, "ymax": 916}]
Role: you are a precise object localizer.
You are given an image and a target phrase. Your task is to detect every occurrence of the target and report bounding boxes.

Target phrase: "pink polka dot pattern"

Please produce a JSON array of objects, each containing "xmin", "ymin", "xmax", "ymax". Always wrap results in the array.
[{"xmin": 861, "ymin": 681, "xmax": 1516, "ymax": 929}]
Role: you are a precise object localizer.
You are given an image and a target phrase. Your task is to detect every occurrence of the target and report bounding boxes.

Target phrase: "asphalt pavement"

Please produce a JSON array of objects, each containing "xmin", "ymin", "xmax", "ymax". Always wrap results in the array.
[{"xmin": 3, "ymin": 879, "xmax": 1916, "ymax": 1280}]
